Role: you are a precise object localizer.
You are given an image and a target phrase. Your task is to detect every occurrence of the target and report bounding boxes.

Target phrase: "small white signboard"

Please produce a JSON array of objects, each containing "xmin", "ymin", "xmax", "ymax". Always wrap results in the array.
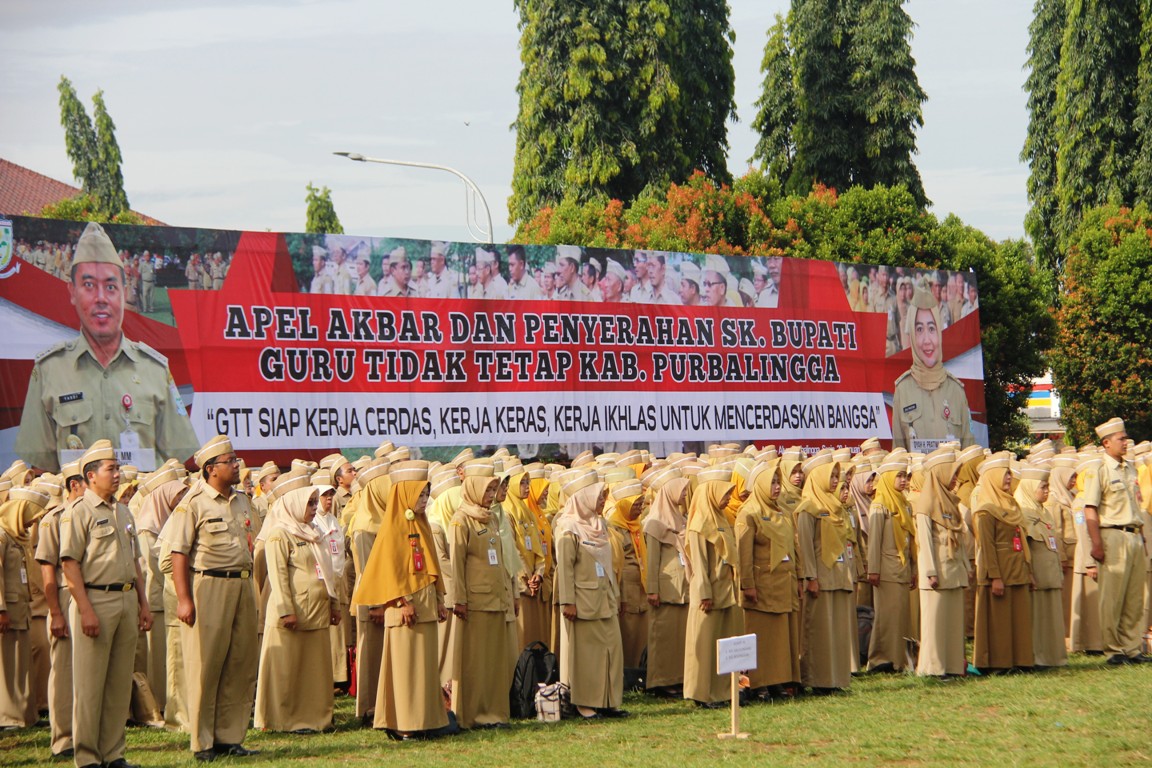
[{"xmin": 716, "ymin": 633, "xmax": 757, "ymax": 675}]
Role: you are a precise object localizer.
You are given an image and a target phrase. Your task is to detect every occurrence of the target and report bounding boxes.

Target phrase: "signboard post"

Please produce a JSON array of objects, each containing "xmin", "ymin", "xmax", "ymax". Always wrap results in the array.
[{"xmin": 716, "ymin": 633, "xmax": 756, "ymax": 740}]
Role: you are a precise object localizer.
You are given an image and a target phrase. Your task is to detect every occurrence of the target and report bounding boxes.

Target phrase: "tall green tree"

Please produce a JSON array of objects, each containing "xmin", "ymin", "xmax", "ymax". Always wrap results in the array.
[
  {"xmin": 758, "ymin": 0, "xmax": 927, "ymax": 205},
  {"xmin": 304, "ymin": 183, "xmax": 344, "ymax": 234},
  {"xmin": 750, "ymin": 13, "xmax": 797, "ymax": 184},
  {"xmin": 509, "ymin": 0, "xmax": 736, "ymax": 228},
  {"xmin": 1021, "ymin": 0, "xmax": 1066, "ymax": 273},
  {"xmin": 57, "ymin": 76, "xmax": 131, "ymax": 218},
  {"xmin": 1134, "ymin": 2, "xmax": 1152, "ymax": 203},
  {"xmin": 1053, "ymin": 0, "xmax": 1141, "ymax": 247}
]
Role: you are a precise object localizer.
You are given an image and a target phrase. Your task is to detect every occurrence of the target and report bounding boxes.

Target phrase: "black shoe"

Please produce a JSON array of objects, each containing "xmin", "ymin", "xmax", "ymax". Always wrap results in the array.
[
  {"xmin": 214, "ymin": 744, "xmax": 260, "ymax": 757},
  {"xmin": 52, "ymin": 749, "xmax": 74, "ymax": 760},
  {"xmin": 290, "ymin": 728, "xmax": 318, "ymax": 735},
  {"xmin": 194, "ymin": 749, "xmax": 217, "ymax": 762},
  {"xmin": 578, "ymin": 711, "xmax": 602, "ymax": 720},
  {"xmin": 693, "ymin": 700, "xmax": 727, "ymax": 709},
  {"xmin": 77, "ymin": 764, "xmax": 100, "ymax": 768},
  {"xmin": 868, "ymin": 662, "xmax": 896, "ymax": 674},
  {"xmin": 599, "ymin": 708, "xmax": 629, "ymax": 718},
  {"xmin": 105, "ymin": 759, "xmax": 140, "ymax": 768},
  {"xmin": 1129, "ymin": 654, "xmax": 1151, "ymax": 664},
  {"xmin": 1106, "ymin": 654, "xmax": 1131, "ymax": 666}
]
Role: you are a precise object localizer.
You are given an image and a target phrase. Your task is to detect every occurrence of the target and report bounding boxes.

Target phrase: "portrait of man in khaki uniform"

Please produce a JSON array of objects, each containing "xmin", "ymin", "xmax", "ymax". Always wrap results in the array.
[{"xmin": 15, "ymin": 222, "xmax": 200, "ymax": 473}]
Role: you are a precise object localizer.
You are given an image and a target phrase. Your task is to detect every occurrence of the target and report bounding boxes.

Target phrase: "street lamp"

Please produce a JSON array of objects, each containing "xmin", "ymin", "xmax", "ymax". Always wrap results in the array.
[{"xmin": 334, "ymin": 151, "xmax": 494, "ymax": 244}]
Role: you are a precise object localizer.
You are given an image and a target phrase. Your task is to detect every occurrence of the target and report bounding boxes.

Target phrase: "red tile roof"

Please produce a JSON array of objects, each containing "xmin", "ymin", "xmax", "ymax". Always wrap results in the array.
[{"xmin": 0, "ymin": 157, "xmax": 165, "ymax": 225}]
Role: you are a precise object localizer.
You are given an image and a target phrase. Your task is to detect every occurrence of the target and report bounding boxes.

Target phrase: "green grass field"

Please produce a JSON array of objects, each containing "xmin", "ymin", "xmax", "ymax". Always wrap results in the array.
[{"xmin": 4, "ymin": 654, "xmax": 1149, "ymax": 767}]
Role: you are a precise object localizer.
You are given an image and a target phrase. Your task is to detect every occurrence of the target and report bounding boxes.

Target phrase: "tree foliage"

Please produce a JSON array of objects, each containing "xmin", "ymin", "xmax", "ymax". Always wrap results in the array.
[
  {"xmin": 756, "ymin": 0, "xmax": 927, "ymax": 206},
  {"xmin": 1050, "ymin": 203, "xmax": 1152, "ymax": 443},
  {"xmin": 56, "ymin": 77, "xmax": 131, "ymax": 218},
  {"xmin": 1134, "ymin": 3, "xmax": 1152, "ymax": 204},
  {"xmin": 1052, "ymin": 0, "xmax": 1142, "ymax": 247},
  {"xmin": 509, "ymin": 0, "xmax": 736, "ymax": 227},
  {"xmin": 38, "ymin": 193, "xmax": 144, "ymax": 225},
  {"xmin": 304, "ymin": 183, "xmax": 344, "ymax": 234},
  {"xmin": 518, "ymin": 172, "xmax": 1051, "ymax": 448},
  {"xmin": 1022, "ymin": 0, "xmax": 1066, "ymax": 272}
]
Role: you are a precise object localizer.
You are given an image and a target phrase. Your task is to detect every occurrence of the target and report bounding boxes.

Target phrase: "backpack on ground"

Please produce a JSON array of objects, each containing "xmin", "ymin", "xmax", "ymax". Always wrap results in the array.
[{"xmin": 510, "ymin": 641, "xmax": 558, "ymax": 719}]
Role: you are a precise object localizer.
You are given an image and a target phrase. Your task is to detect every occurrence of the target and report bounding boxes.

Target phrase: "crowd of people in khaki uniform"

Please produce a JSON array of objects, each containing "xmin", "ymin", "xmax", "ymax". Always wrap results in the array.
[{"xmin": 2, "ymin": 418, "xmax": 1151, "ymax": 764}]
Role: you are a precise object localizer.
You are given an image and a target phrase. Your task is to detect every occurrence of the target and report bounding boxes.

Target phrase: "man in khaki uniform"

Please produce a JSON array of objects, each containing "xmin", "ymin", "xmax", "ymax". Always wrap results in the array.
[
  {"xmin": 421, "ymin": 241, "xmax": 459, "ymax": 299},
  {"xmin": 378, "ymin": 247, "xmax": 416, "ymax": 298},
  {"xmin": 505, "ymin": 245, "xmax": 541, "ymax": 300},
  {"xmin": 1082, "ymin": 418, "xmax": 1150, "ymax": 664},
  {"xmin": 209, "ymin": 254, "xmax": 225, "ymax": 290},
  {"xmin": 16, "ymin": 222, "xmax": 200, "ymax": 473},
  {"xmin": 138, "ymin": 253, "xmax": 155, "ymax": 313},
  {"xmin": 352, "ymin": 252, "xmax": 376, "ymax": 296},
  {"xmin": 473, "ymin": 247, "xmax": 508, "ymax": 300},
  {"xmin": 165, "ymin": 435, "xmax": 258, "ymax": 761},
  {"xmin": 59, "ymin": 440, "xmax": 152, "ymax": 768}
]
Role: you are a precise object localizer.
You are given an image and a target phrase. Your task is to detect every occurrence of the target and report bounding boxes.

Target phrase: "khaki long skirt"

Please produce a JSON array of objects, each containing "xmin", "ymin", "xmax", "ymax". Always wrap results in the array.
[
  {"xmin": 619, "ymin": 609, "xmax": 649, "ymax": 669},
  {"xmin": 517, "ymin": 591, "xmax": 550, "ymax": 651},
  {"xmin": 646, "ymin": 603, "xmax": 688, "ymax": 689},
  {"xmin": 973, "ymin": 584, "xmax": 1032, "ymax": 670},
  {"xmin": 567, "ymin": 616, "xmax": 624, "ymax": 709},
  {"xmin": 451, "ymin": 610, "xmax": 513, "ymax": 728},
  {"xmin": 916, "ymin": 588, "xmax": 965, "ymax": 676},
  {"xmin": 683, "ymin": 604, "xmax": 744, "ymax": 703},
  {"xmin": 375, "ymin": 621, "xmax": 447, "ymax": 732},
  {"xmin": 1070, "ymin": 573, "xmax": 1102, "ymax": 653},
  {"xmin": 745, "ymin": 610, "xmax": 800, "ymax": 688},
  {"xmin": 1032, "ymin": 588, "xmax": 1068, "ymax": 667},
  {"xmin": 355, "ymin": 618, "xmax": 385, "ymax": 718},
  {"xmin": 868, "ymin": 580, "xmax": 911, "ymax": 670},
  {"xmin": 801, "ymin": 589, "xmax": 853, "ymax": 690},
  {"xmin": 254, "ymin": 626, "xmax": 333, "ymax": 731},
  {"xmin": 437, "ymin": 613, "xmax": 457, "ymax": 685}
]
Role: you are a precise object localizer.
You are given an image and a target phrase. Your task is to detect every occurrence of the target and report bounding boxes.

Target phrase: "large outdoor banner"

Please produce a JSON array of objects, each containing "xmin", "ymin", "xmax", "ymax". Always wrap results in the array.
[{"xmin": 0, "ymin": 214, "xmax": 987, "ymax": 470}]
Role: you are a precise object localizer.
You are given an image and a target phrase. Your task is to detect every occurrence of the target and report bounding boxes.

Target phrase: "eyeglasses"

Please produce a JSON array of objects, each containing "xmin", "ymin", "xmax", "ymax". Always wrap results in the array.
[
  {"xmin": 209, "ymin": 455, "xmax": 241, "ymax": 467},
  {"xmin": 703, "ymin": 280, "xmax": 725, "ymax": 288}
]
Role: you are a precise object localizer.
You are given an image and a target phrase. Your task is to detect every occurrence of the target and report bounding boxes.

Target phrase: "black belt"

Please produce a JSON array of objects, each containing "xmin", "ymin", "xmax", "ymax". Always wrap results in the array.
[
  {"xmin": 85, "ymin": 583, "xmax": 133, "ymax": 592},
  {"xmin": 1103, "ymin": 525, "xmax": 1143, "ymax": 534},
  {"xmin": 194, "ymin": 568, "xmax": 252, "ymax": 579}
]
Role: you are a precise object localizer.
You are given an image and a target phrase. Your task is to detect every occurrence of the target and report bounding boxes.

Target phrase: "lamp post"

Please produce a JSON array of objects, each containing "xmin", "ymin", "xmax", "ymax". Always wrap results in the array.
[{"xmin": 334, "ymin": 151, "xmax": 494, "ymax": 244}]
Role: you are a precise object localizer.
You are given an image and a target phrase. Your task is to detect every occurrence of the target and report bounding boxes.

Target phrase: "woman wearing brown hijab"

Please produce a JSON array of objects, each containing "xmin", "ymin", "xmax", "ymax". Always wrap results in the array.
[
  {"xmin": 556, "ymin": 474, "xmax": 627, "ymax": 719},
  {"xmin": 795, "ymin": 452, "xmax": 854, "ymax": 693},
  {"xmin": 736, "ymin": 459, "xmax": 801, "ymax": 700},
  {"xmin": 683, "ymin": 468, "xmax": 744, "ymax": 707},
  {"xmin": 848, "ymin": 460, "xmax": 877, "ymax": 609},
  {"xmin": 255, "ymin": 487, "xmax": 341, "ymax": 733},
  {"xmin": 913, "ymin": 449, "xmax": 969, "ymax": 677},
  {"xmin": 0, "ymin": 485, "xmax": 49, "ymax": 728},
  {"xmin": 972, "ymin": 453, "xmax": 1034, "ymax": 672},
  {"xmin": 1016, "ymin": 464, "xmax": 1067, "ymax": 669},
  {"xmin": 642, "ymin": 469, "xmax": 691, "ymax": 697},
  {"xmin": 449, "ymin": 472, "xmax": 516, "ymax": 729},
  {"xmin": 354, "ymin": 461, "xmax": 449, "ymax": 738}
]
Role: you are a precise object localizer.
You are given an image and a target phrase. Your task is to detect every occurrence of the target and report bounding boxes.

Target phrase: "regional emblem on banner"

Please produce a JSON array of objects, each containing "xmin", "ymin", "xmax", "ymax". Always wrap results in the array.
[{"xmin": 0, "ymin": 218, "xmax": 17, "ymax": 279}]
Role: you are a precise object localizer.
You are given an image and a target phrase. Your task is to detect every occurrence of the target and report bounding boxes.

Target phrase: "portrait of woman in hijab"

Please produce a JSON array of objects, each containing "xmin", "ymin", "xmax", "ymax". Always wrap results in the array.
[{"xmin": 891, "ymin": 288, "xmax": 974, "ymax": 452}]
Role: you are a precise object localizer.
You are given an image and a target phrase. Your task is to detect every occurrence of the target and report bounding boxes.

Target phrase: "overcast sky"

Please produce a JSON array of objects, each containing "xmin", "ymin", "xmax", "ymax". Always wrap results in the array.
[{"xmin": 0, "ymin": 0, "xmax": 1034, "ymax": 245}]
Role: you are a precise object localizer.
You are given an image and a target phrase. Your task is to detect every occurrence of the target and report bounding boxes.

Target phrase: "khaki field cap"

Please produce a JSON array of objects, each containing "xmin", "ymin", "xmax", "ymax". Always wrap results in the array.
[
  {"xmin": 61, "ymin": 460, "xmax": 82, "ymax": 481},
  {"xmin": 390, "ymin": 460, "xmax": 430, "ymax": 483},
  {"xmin": 81, "ymin": 438, "xmax": 116, "ymax": 467},
  {"xmin": 357, "ymin": 458, "xmax": 391, "ymax": 486},
  {"xmin": 611, "ymin": 479, "xmax": 642, "ymax": 500},
  {"xmin": 72, "ymin": 221, "xmax": 124, "ymax": 270},
  {"xmin": 1094, "ymin": 417, "xmax": 1125, "ymax": 441},
  {"xmin": 256, "ymin": 461, "xmax": 280, "ymax": 483},
  {"xmin": 194, "ymin": 435, "xmax": 233, "ymax": 468},
  {"xmin": 142, "ymin": 465, "xmax": 180, "ymax": 494}
]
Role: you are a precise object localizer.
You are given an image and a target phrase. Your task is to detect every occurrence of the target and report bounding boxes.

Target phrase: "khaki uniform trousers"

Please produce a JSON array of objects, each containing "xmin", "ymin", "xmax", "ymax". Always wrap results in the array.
[
  {"xmin": 1098, "ymin": 528, "xmax": 1148, "ymax": 657},
  {"xmin": 69, "ymin": 589, "xmax": 137, "ymax": 767},
  {"xmin": 48, "ymin": 587, "xmax": 73, "ymax": 755},
  {"xmin": 181, "ymin": 575, "xmax": 257, "ymax": 753}
]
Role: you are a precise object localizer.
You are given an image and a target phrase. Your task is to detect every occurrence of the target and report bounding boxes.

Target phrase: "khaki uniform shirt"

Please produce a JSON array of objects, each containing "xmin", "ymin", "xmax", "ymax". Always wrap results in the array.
[
  {"xmin": 421, "ymin": 270, "xmax": 459, "ymax": 299},
  {"xmin": 555, "ymin": 532, "xmax": 618, "ymax": 620},
  {"xmin": 973, "ymin": 512, "xmax": 1031, "ymax": 587},
  {"xmin": 914, "ymin": 514, "xmax": 969, "ymax": 590},
  {"xmin": 644, "ymin": 534, "xmax": 689, "ymax": 604},
  {"xmin": 264, "ymin": 533, "xmax": 333, "ymax": 630},
  {"xmin": 796, "ymin": 512, "xmax": 854, "ymax": 591},
  {"xmin": 16, "ymin": 333, "xmax": 199, "ymax": 472},
  {"xmin": 448, "ymin": 513, "xmax": 512, "ymax": 613},
  {"xmin": 891, "ymin": 371, "xmax": 974, "ymax": 452},
  {"xmin": 474, "ymin": 275, "xmax": 508, "ymax": 301},
  {"xmin": 1081, "ymin": 455, "xmax": 1142, "ymax": 527},
  {"xmin": 608, "ymin": 526, "xmax": 646, "ymax": 615},
  {"xmin": 867, "ymin": 502, "xmax": 912, "ymax": 583},
  {"xmin": 164, "ymin": 484, "xmax": 254, "ymax": 572},
  {"xmin": 506, "ymin": 275, "xmax": 542, "ymax": 301},
  {"xmin": 686, "ymin": 526, "xmax": 738, "ymax": 609},
  {"xmin": 354, "ymin": 276, "xmax": 377, "ymax": 297},
  {"xmin": 0, "ymin": 529, "xmax": 32, "ymax": 628},
  {"xmin": 139, "ymin": 260, "xmax": 154, "ymax": 284},
  {"xmin": 310, "ymin": 268, "xmax": 334, "ymax": 295},
  {"xmin": 59, "ymin": 489, "xmax": 138, "ymax": 586},
  {"xmin": 735, "ymin": 508, "xmax": 799, "ymax": 613}
]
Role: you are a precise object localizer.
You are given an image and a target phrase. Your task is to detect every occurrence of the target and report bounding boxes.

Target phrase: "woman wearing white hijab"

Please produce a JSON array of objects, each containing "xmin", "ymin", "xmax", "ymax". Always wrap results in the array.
[
  {"xmin": 642, "ymin": 470, "xmax": 691, "ymax": 697},
  {"xmin": 556, "ymin": 472, "xmax": 626, "ymax": 719},
  {"xmin": 254, "ymin": 487, "xmax": 341, "ymax": 733}
]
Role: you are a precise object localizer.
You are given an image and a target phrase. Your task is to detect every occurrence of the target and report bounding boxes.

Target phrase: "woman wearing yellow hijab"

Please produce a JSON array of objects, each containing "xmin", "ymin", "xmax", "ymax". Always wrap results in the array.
[
  {"xmin": 606, "ymin": 479, "xmax": 648, "ymax": 671},
  {"xmin": 736, "ymin": 459, "xmax": 800, "ymax": 700},
  {"xmin": 972, "ymin": 452, "xmax": 1034, "ymax": 673},
  {"xmin": 795, "ymin": 451, "xmax": 854, "ymax": 693},
  {"xmin": 641, "ymin": 470, "xmax": 691, "ymax": 697},
  {"xmin": 505, "ymin": 470, "xmax": 550, "ymax": 649},
  {"xmin": 353, "ymin": 461, "xmax": 448, "ymax": 739},
  {"xmin": 683, "ymin": 468, "xmax": 743, "ymax": 707},
  {"xmin": 912, "ymin": 449, "xmax": 968, "ymax": 677},
  {"xmin": 0, "ymin": 485, "xmax": 49, "ymax": 728},
  {"xmin": 866, "ymin": 449, "xmax": 915, "ymax": 673}
]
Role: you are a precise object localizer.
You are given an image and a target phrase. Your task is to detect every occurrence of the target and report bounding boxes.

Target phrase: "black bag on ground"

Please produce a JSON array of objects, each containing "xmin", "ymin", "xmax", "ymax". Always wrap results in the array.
[
  {"xmin": 857, "ymin": 605, "xmax": 875, "ymax": 668},
  {"xmin": 623, "ymin": 646, "xmax": 647, "ymax": 692},
  {"xmin": 510, "ymin": 641, "xmax": 559, "ymax": 719}
]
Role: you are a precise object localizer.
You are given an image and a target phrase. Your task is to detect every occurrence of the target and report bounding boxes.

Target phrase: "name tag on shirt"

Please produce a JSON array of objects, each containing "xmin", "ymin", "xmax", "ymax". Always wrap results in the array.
[
  {"xmin": 678, "ymin": 551, "xmax": 686, "ymax": 566},
  {"xmin": 846, "ymin": 542, "xmax": 854, "ymax": 559},
  {"xmin": 315, "ymin": 564, "xmax": 324, "ymax": 580},
  {"xmin": 1074, "ymin": 512, "xmax": 1085, "ymax": 525},
  {"xmin": 329, "ymin": 539, "xmax": 340, "ymax": 555},
  {"xmin": 781, "ymin": 554, "xmax": 791, "ymax": 563},
  {"xmin": 1048, "ymin": 536, "xmax": 1058, "ymax": 552},
  {"xmin": 524, "ymin": 536, "xmax": 533, "ymax": 552},
  {"xmin": 595, "ymin": 561, "xmax": 605, "ymax": 578},
  {"xmin": 488, "ymin": 548, "xmax": 499, "ymax": 566},
  {"xmin": 20, "ymin": 567, "xmax": 27, "ymax": 584}
]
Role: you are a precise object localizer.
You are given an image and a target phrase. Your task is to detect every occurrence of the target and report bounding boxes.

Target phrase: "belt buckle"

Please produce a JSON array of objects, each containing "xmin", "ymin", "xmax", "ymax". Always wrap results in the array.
[
  {"xmin": 240, "ymin": 570, "xmax": 251, "ymax": 579},
  {"xmin": 122, "ymin": 583, "xmax": 132, "ymax": 592}
]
